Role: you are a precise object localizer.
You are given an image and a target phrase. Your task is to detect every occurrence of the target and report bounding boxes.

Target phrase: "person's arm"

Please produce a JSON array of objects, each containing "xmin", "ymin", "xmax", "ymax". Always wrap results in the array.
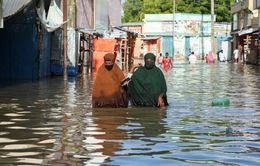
[
  {"xmin": 170, "ymin": 59, "xmax": 173, "ymax": 68},
  {"xmin": 121, "ymin": 63, "xmax": 142, "ymax": 87},
  {"xmin": 157, "ymin": 94, "xmax": 165, "ymax": 108},
  {"xmin": 130, "ymin": 63, "xmax": 142, "ymax": 73}
]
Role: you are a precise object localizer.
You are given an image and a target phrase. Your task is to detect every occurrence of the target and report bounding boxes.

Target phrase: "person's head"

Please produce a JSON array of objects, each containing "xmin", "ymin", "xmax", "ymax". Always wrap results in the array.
[
  {"xmin": 104, "ymin": 53, "xmax": 116, "ymax": 71},
  {"xmin": 144, "ymin": 53, "xmax": 156, "ymax": 70},
  {"xmin": 191, "ymin": 51, "xmax": 194, "ymax": 55},
  {"xmin": 165, "ymin": 52, "xmax": 169, "ymax": 57},
  {"xmin": 160, "ymin": 53, "xmax": 162, "ymax": 56}
]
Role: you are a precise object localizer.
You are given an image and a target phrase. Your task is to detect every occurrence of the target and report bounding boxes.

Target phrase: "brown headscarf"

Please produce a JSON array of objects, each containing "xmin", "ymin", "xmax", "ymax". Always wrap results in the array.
[{"xmin": 92, "ymin": 53, "xmax": 128, "ymax": 108}]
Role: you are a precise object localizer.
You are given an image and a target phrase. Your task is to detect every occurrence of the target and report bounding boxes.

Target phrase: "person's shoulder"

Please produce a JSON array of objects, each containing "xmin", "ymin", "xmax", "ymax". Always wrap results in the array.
[
  {"xmin": 154, "ymin": 66, "xmax": 164, "ymax": 73},
  {"xmin": 132, "ymin": 66, "xmax": 144, "ymax": 74}
]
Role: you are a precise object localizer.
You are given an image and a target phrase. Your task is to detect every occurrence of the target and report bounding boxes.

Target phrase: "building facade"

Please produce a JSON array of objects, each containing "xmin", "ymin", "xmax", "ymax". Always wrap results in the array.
[
  {"xmin": 231, "ymin": 0, "xmax": 260, "ymax": 64},
  {"xmin": 142, "ymin": 13, "xmax": 231, "ymax": 60}
]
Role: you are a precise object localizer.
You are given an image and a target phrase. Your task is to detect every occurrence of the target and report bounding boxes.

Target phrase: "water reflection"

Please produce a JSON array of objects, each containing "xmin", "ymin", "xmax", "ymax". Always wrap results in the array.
[
  {"xmin": 0, "ymin": 63, "xmax": 259, "ymax": 165},
  {"xmin": 83, "ymin": 108, "xmax": 168, "ymax": 165}
]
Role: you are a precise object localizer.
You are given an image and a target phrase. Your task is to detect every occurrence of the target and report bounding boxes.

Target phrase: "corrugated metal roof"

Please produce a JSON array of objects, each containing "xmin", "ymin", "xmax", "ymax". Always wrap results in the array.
[{"xmin": 3, "ymin": 0, "xmax": 31, "ymax": 18}]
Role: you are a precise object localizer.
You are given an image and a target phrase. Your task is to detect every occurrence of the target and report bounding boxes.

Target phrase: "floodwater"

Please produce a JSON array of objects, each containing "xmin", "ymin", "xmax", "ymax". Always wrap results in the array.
[{"xmin": 0, "ymin": 62, "xmax": 260, "ymax": 166}]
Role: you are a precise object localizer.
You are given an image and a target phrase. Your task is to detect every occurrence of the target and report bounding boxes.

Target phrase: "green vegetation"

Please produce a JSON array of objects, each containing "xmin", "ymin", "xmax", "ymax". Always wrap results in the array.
[{"xmin": 122, "ymin": 0, "xmax": 235, "ymax": 23}]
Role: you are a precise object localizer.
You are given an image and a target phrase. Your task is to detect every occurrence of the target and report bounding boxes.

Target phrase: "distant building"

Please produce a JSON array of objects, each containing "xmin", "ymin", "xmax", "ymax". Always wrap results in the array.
[{"xmin": 121, "ymin": 14, "xmax": 231, "ymax": 60}]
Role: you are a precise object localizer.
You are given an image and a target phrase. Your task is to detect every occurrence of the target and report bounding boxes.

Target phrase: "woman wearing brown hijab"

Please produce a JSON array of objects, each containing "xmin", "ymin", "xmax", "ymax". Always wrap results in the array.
[{"xmin": 92, "ymin": 53, "xmax": 128, "ymax": 108}]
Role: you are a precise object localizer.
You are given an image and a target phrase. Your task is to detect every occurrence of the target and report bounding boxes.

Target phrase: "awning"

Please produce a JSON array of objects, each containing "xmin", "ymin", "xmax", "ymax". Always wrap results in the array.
[
  {"xmin": 2, "ymin": 0, "xmax": 31, "ymax": 18},
  {"xmin": 113, "ymin": 26, "xmax": 138, "ymax": 36},
  {"xmin": 238, "ymin": 28, "xmax": 259, "ymax": 36}
]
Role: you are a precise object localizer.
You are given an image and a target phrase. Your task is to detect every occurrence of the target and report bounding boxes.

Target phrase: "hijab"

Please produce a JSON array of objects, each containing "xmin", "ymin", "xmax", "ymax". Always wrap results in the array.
[
  {"xmin": 92, "ymin": 53, "xmax": 128, "ymax": 108},
  {"xmin": 128, "ymin": 53, "xmax": 168, "ymax": 107}
]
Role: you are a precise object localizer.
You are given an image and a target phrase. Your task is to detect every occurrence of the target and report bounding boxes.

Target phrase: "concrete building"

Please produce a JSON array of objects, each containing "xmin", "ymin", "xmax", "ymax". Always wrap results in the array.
[
  {"xmin": 142, "ymin": 13, "xmax": 231, "ymax": 60},
  {"xmin": 121, "ymin": 13, "xmax": 232, "ymax": 60},
  {"xmin": 231, "ymin": 0, "xmax": 260, "ymax": 64}
]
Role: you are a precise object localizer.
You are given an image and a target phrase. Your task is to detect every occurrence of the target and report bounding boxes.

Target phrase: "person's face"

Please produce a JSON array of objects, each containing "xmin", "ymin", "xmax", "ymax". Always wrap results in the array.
[
  {"xmin": 104, "ymin": 60, "xmax": 114, "ymax": 71},
  {"xmin": 145, "ymin": 58, "xmax": 155, "ymax": 69}
]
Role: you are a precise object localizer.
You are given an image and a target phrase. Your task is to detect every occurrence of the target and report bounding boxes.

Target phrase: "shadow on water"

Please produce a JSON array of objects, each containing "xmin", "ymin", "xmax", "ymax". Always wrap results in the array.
[{"xmin": 0, "ymin": 63, "xmax": 260, "ymax": 165}]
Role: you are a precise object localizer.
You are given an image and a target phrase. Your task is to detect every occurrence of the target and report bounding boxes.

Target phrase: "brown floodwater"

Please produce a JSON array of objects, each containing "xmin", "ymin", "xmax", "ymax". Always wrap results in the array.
[{"xmin": 0, "ymin": 62, "xmax": 260, "ymax": 165}]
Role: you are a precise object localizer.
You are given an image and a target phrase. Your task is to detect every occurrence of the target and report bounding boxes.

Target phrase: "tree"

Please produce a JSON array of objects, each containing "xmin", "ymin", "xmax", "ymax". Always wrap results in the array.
[
  {"xmin": 122, "ymin": 0, "xmax": 144, "ymax": 22},
  {"xmin": 122, "ymin": 0, "xmax": 236, "ymax": 23}
]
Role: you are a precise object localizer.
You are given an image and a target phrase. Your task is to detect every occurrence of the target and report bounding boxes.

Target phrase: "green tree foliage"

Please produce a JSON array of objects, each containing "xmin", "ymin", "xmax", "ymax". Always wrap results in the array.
[{"xmin": 122, "ymin": 0, "xmax": 235, "ymax": 23}]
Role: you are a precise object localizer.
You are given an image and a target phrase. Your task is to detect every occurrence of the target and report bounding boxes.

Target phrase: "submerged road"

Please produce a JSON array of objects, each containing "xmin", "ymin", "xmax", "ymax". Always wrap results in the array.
[{"xmin": 0, "ymin": 62, "xmax": 259, "ymax": 165}]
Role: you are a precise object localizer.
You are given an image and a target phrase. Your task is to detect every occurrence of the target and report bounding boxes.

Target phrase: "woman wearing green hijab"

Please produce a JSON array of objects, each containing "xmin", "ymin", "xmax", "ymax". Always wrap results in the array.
[{"xmin": 127, "ymin": 53, "xmax": 168, "ymax": 108}]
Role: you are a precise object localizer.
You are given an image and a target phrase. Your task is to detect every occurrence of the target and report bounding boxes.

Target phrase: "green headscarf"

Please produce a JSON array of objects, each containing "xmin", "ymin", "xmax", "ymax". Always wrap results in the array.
[
  {"xmin": 128, "ymin": 53, "xmax": 168, "ymax": 107},
  {"xmin": 144, "ymin": 53, "xmax": 156, "ymax": 69}
]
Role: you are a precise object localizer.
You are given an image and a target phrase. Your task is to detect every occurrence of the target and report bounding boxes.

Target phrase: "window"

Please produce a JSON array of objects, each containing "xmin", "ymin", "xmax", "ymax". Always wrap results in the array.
[
  {"xmin": 253, "ymin": 0, "xmax": 260, "ymax": 9},
  {"xmin": 233, "ymin": 14, "xmax": 238, "ymax": 30},
  {"xmin": 247, "ymin": 12, "xmax": 252, "ymax": 27}
]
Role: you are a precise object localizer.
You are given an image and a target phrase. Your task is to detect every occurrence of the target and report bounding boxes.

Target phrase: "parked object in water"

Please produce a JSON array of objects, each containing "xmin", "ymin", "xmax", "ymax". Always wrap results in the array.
[
  {"xmin": 226, "ymin": 126, "xmax": 233, "ymax": 136},
  {"xmin": 212, "ymin": 98, "xmax": 230, "ymax": 106}
]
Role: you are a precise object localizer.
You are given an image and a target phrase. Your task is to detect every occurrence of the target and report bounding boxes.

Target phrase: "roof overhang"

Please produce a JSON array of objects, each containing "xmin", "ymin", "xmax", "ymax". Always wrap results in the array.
[
  {"xmin": 3, "ymin": 0, "xmax": 32, "ymax": 18},
  {"xmin": 142, "ymin": 37, "xmax": 160, "ymax": 40},
  {"xmin": 113, "ymin": 26, "xmax": 138, "ymax": 36},
  {"xmin": 238, "ymin": 28, "xmax": 259, "ymax": 36}
]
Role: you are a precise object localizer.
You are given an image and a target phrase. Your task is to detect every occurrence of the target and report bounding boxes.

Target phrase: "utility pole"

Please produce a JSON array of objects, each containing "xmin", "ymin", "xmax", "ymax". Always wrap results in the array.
[
  {"xmin": 211, "ymin": 0, "xmax": 216, "ymax": 59},
  {"xmin": 172, "ymin": 0, "xmax": 175, "ymax": 59},
  {"xmin": 63, "ymin": 0, "xmax": 68, "ymax": 80}
]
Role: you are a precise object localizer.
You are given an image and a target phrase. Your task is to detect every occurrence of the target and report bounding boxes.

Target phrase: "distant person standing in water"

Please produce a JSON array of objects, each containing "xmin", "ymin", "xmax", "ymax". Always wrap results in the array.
[
  {"xmin": 218, "ymin": 50, "xmax": 225, "ymax": 62},
  {"xmin": 188, "ymin": 51, "xmax": 197, "ymax": 64},
  {"xmin": 156, "ymin": 53, "xmax": 164, "ymax": 67},
  {"xmin": 206, "ymin": 51, "xmax": 215, "ymax": 64},
  {"xmin": 162, "ymin": 52, "xmax": 173, "ymax": 72},
  {"xmin": 233, "ymin": 48, "xmax": 239, "ymax": 63}
]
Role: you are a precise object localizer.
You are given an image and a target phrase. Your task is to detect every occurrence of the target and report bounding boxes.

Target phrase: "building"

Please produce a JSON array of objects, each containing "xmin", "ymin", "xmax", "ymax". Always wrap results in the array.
[
  {"xmin": 231, "ymin": 0, "xmax": 260, "ymax": 64},
  {"xmin": 121, "ymin": 13, "xmax": 232, "ymax": 60},
  {"xmin": 0, "ymin": 1, "xmax": 52, "ymax": 81},
  {"xmin": 143, "ymin": 13, "xmax": 232, "ymax": 60},
  {"xmin": 0, "ymin": 0, "xmax": 123, "ymax": 82}
]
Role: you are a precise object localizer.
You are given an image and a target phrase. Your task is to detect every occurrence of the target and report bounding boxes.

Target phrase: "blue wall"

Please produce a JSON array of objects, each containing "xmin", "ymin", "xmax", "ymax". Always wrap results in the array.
[
  {"xmin": 0, "ymin": 4, "xmax": 51, "ymax": 81},
  {"xmin": 162, "ymin": 37, "xmax": 173, "ymax": 57}
]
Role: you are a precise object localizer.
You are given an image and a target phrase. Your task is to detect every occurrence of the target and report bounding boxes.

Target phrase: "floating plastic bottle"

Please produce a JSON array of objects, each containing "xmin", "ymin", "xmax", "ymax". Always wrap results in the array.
[{"xmin": 212, "ymin": 98, "xmax": 230, "ymax": 106}]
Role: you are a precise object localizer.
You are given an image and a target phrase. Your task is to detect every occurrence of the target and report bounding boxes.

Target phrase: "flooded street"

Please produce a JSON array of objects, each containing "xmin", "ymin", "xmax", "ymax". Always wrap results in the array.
[{"xmin": 0, "ymin": 62, "xmax": 260, "ymax": 165}]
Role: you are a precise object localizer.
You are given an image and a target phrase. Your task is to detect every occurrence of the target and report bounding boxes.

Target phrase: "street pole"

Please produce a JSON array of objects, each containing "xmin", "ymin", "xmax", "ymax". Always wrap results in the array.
[
  {"xmin": 172, "ymin": 0, "xmax": 175, "ymax": 59},
  {"xmin": 63, "ymin": 0, "xmax": 68, "ymax": 80},
  {"xmin": 211, "ymin": 0, "xmax": 216, "ymax": 59}
]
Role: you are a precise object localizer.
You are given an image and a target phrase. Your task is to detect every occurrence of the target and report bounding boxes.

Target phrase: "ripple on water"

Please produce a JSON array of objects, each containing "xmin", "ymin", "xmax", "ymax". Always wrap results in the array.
[
  {"xmin": 4, "ymin": 113, "xmax": 24, "ymax": 117},
  {"xmin": 1, "ymin": 144, "xmax": 43, "ymax": 150},
  {"xmin": 0, "ymin": 63, "xmax": 259, "ymax": 165}
]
